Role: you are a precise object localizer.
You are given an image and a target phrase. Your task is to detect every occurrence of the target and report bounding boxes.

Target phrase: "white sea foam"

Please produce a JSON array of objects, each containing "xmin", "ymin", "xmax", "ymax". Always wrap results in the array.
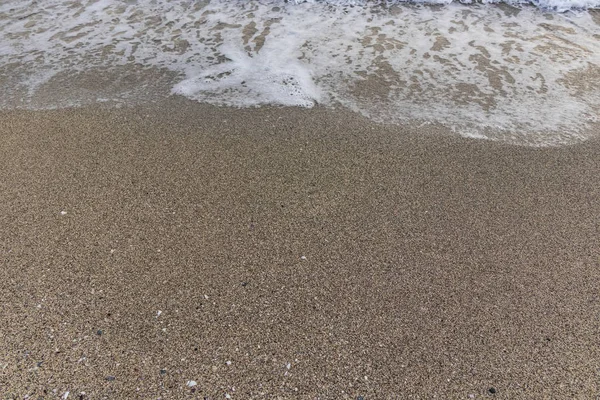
[
  {"xmin": 173, "ymin": 43, "xmax": 322, "ymax": 107},
  {"xmin": 297, "ymin": 0, "xmax": 600, "ymax": 12},
  {"xmin": 0, "ymin": 0, "xmax": 599, "ymax": 145}
]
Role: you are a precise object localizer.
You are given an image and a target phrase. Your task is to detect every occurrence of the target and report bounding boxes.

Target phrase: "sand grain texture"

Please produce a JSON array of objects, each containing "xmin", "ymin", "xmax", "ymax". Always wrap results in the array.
[{"xmin": 1, "ymin": 102, "xmax": 599, "ymax": 399}]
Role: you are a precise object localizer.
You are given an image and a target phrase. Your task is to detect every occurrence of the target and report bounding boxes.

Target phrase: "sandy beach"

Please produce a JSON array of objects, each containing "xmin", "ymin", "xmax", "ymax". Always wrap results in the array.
[{"xmin": 1, "ymin": 99, "xmax": 599, "ymax": 398}]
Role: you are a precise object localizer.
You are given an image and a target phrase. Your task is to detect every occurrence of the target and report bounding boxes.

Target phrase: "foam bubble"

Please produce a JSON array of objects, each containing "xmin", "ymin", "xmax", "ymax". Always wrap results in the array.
[{"xmin": 173, "ymin": 44, "xmax": 321, "ymax": 107}]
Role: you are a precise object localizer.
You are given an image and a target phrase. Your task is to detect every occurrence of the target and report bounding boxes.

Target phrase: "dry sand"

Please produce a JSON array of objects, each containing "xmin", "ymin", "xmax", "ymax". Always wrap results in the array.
[{"xmin": 1, "ymin": 100, "xmax": 599, "ymax": 399}]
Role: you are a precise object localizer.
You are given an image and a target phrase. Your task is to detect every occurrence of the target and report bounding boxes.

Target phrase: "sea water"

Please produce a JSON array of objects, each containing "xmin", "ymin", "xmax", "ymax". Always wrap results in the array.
[{"xmin": 0, "ymin": 0, "xmax": 599, "ymax": 145}]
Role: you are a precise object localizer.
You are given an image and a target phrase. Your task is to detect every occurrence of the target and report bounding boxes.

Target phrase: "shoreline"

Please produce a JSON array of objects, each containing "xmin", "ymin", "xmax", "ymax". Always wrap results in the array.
[{"xmin": 1, "ymin": 100, "xmax": 600, "ymax": 398}]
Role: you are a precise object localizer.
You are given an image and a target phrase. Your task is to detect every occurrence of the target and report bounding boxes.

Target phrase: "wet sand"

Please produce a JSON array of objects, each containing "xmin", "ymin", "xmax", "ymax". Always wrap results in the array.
[{"xmin": 1, "ymin": 100, "xmax": 599, "ymax": 399}]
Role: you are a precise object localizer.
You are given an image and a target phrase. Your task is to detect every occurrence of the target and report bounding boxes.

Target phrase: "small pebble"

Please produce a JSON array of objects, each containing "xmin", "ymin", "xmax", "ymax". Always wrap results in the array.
[
  {"xmin": 241, "ymin": 282, "xmax": 248, "ymax": 287},
  {"xmin": 186, "ymin": 380, "xmax": 197, "ymax": 387},
  {"xmin": 60, "ymin": 211, "xmax": 67, "ymax": 215},
  {"xmin": 357, "ymin": 396, "xmax": 365, "ymax": 400},
  {"xmin": 226, "ymin": 360, "xmax": 232, "ymax": 366},
  {"xmin": 489, "ymin": 387, "xmax": 496, "ymax": 394},
  {"xmin": 106, "ymin": 376, "xmax": 115, "ymax": 381},
  {"xmin": 160, "ymin": 369, "xmax": 167, "ymax": 375},
  {"xmin": 300, "ymin": 255, "xmax": 307, "ymax": 260},
  {"xmin": 96, "ymin": 330, "xmax": 103, "ymax": 336}
]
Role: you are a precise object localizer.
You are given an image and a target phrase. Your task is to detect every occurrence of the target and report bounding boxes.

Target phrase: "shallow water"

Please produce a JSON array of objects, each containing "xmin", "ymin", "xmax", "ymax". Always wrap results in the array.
[{"xmin": 1, "ymin": 0, "xmax": 599, "ymax": 145}]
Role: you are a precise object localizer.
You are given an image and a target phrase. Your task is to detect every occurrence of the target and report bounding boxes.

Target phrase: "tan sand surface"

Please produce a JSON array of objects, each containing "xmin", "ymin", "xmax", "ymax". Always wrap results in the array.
[{"xmin": 1, "ymin": 101, "xmax": 599, "ymax": 399}]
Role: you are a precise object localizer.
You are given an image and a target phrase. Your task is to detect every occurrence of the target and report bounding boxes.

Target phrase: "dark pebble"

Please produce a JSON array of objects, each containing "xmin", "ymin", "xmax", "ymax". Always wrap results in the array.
[
  {"xmin": 160, "ymin": 369, "xmax": 167, "ymax": 375},
  {"xmin": 489, "ymin": 387, "xmax": 496, "ymax": 394},
  {"xmin": 96, "ymin": 330, "xmax": 103, "ymax": 336},
  {"xmin": 241, "ymin": 282, "xmax": 248, "ymax": 287},
  {"xmin": 357, "ymin": 397, "xmax": 365, "ymax": 400},
  {"xmin": 106, "ymin": 376, "xmax": 116, "ymax": 381}
]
